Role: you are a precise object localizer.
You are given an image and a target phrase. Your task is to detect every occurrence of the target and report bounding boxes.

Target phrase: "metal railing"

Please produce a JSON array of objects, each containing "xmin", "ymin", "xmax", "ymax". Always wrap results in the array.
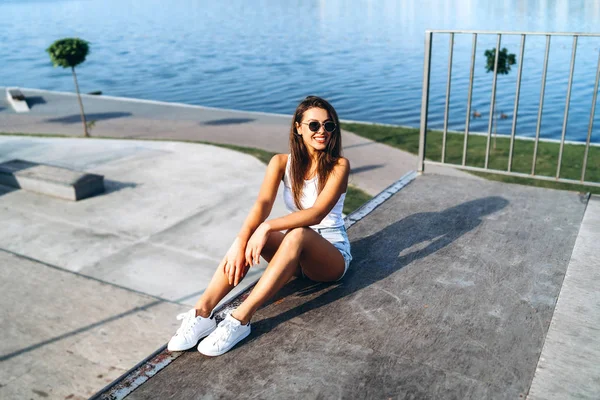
[{"xmin": 418, "ymin": 30, "xmax": 600, "ymax": 188}]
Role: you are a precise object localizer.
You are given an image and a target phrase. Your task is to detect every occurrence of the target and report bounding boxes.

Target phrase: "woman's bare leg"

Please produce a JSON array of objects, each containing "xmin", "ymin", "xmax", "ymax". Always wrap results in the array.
[
  {"xmin": 231, "ymin": 227, "xmax": 345, "ymax": 325},
  {"xmin": 193, "ymin": 231, "xmax": 285, "ymax": 318}
]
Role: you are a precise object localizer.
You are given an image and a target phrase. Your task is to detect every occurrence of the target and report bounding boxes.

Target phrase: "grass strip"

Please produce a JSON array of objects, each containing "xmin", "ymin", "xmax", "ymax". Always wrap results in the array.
[{"xmin": 341, "ymin": 123, "xmax": 600, "ymax": 194}]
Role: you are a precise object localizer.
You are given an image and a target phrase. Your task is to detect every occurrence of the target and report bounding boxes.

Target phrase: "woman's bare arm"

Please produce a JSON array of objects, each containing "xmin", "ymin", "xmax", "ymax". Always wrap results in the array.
[
  {"xmin": 223, "ymin": 154, "xmax": 286, "ymax": 285},
  {"xmin": 236, "ymin": 154, "xmax": 287, "ymax": 246}
]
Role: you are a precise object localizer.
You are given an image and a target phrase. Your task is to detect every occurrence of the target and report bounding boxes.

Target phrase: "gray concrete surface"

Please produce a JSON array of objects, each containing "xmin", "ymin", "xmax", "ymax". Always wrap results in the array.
[
  {"xmin": 528, "ymin": 195, "xmax": 600, "ymax": 400},
  {"xmin": 0, "ymin": 136, "xmax": 288, "ymax": 398},
  {"xmin": 0, "ymin": 87, "xmax": 477, "ymax": 196},
  {"xmin": 0, "ymin": 251, "xmax": 187, "ymax": 400},
  {"xmin": 0, "ymin": 136, "xmax": 287, "ymax": 302},
  {"xmin": 125, "ymin": 175, "xmax": 588, "ymax": 399}
]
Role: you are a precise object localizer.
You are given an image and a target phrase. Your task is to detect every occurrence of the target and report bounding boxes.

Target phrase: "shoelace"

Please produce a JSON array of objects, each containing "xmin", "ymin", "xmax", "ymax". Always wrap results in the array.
[
  {"xmin": 210, "ymin": 318, "xmax": 238, "ymax": 350},
  {"xmin": 175, "ymin": 311, "xmax": 197, "ymax": 336}
]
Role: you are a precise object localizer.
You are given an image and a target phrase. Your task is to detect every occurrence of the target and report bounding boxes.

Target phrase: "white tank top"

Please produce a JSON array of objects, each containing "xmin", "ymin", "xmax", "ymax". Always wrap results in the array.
[{"xmin": 282, "ymin": 155, "xmax": 346, "ymax": 229}]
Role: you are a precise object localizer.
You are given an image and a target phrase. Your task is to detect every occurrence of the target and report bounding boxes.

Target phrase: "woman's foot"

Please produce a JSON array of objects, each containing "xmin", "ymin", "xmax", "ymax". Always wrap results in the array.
[
  {"xmin": 197, "ymin": 313, "xmax": 251, "ymax": 356},
  {"xmin": 167, "ymin": 309, "xmax": 217, "ymax": 352}
]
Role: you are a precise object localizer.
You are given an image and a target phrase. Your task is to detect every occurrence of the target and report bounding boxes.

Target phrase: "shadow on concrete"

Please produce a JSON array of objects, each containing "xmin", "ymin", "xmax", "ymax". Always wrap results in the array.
[
  {"xmin": 100, "ymin": 180, "xmax": 138, "ymax": 196},
  {"xmin": 0, "ymin": 184, "xmax": 18, "ymax": 197},
  {"xmin": 247, "ymin": 196, "xmax": 510, "ymax": 341},
  {"xmin": 0, "ymin": 159, "xmax": 38, "ymax": 173},
  {"xmin": 343, "ymin": 141, "xmax": 377, "ymax": 150},
  {"xmin": 0, "ymin": 160, "xmax": 38, "ymax": 190},
  {"xmin": 26, "ymin": 96, "xmax": 47, "ymax": 109},
  {"xmin": 350, "ymin": 164, "xmax": 385, "ymax": 175},
  {"xmin": 45, "ymin": 112, "xmax": 132, "ymax": 124},
  {"xmin": 0, "ymin": 297, "xmax": 165, "ymax": 363},
  {"xmin": 201, "ymin": 118, "xmax": 255, "ymax": 126}
]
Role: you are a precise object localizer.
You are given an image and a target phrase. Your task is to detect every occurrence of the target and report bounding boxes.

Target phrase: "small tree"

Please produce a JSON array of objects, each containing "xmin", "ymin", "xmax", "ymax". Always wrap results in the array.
[
  {"xmin": 484, "ymin": 47, "xmax": 516, "ymax": 75},
  {"xmin": 484, "ymin": 47, "xmax": 516, "ymax": 148},
  {"xmin": 46, "ymin": 38, "xmax": 90, "ymax": 137}
]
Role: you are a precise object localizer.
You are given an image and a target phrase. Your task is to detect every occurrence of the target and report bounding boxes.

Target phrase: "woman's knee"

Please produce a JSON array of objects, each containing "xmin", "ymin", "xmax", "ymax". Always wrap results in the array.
[{"xmin": 282, "ymin": 227, "xmax": 311, "ymax": 247}]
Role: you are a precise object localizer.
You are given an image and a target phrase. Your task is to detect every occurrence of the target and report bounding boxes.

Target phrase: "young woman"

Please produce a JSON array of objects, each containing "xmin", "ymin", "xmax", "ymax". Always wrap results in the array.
[{"xmin": 168, "ymin": 96, "xmax": 352, "ymax": 356}]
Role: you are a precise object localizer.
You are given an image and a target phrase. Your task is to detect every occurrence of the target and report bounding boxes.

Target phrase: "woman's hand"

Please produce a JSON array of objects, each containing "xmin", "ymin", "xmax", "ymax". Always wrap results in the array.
[
  {"xmin": 245, "ymin": 223, "xmax": 271, "ymax": 268},
  {"xmin": 222, "ymin": 237, "xmax": 249, "ymax": 287}
]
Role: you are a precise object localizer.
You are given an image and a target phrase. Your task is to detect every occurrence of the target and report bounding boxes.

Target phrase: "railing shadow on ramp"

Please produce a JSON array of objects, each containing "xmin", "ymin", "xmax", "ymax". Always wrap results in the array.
[{"xmin": 247, "ymin": 196, "xmax": 509, "ymax": 341}]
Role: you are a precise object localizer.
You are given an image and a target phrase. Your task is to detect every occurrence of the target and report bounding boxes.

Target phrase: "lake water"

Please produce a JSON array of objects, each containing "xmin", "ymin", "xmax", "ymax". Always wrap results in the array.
[{"xmin": 2, "ymin": 0, "xmax": 600, "ymax": 142}]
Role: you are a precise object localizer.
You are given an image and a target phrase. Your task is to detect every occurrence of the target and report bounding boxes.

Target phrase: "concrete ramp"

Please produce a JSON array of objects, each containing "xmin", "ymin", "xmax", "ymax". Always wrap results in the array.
[{"xmin": 109, "ymin": 175, "xmax": 588, "ymax": 399}]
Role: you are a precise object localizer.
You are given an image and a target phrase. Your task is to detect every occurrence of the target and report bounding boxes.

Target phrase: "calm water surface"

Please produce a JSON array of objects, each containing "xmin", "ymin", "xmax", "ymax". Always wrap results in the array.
[{"xmin": 2, "ymin": 0, "xmax": 600, "ymax": 142}]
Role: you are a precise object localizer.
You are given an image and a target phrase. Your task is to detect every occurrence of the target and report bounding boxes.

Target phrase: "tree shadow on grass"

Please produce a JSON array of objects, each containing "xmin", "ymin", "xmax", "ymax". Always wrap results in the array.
[
  {"xmin": 246, "ymin": 196, "xmax": 509, "ymax": 341},
  {"xmin": 45, "ymin": 112, "xmax": 132, "ymax": 124}
]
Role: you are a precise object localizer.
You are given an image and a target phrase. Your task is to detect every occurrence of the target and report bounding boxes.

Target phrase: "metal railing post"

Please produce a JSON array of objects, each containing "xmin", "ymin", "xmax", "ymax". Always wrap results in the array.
[
  {"xmin": 442, "ymin": 33, "xmax": 454, "ymax": 163},
  {"xmin": 418, "ymin": 31, "xmax": 433, "ymax": 173},
  {"xmin": 485, "ymin": 34, "xmax": 502, "ymax": 169},
  {"xmin": 463, "ymin": 33, "xmax": 477, "ymax": 166},
  {"xmin": 508, "ymin": 34, "xmax": 526, "ymax": 172},
  {"xmin": 582, "ymin": 50, "xmax": 600, "ymax": 182},
  {"xmin": 556, "ymin": 35, "xmax": 578, "ymax": 179},
  {"xmin": 532, "ymin": 35, "xmax": 551, "ymax": 175}
]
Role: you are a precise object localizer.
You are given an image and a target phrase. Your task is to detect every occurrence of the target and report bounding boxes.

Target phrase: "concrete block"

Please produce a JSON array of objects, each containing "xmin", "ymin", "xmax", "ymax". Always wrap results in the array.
[
  {"xmin": 0, "ymin": 159, "xmax": 104, "ymax": 201},
  {"xmin": 6, "ymin": 87, "xmax": 30, "ymax": 113}
]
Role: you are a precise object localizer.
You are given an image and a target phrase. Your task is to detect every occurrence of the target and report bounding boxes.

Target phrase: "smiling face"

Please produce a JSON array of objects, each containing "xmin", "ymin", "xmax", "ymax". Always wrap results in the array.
[{"xmin": 295, "ymin": 107, "xmax": 333, "ymax": 156}]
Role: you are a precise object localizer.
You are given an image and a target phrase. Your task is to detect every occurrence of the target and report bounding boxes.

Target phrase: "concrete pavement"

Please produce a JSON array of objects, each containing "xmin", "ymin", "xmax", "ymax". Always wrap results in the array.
[
  {"xmin": 0, "ymin": 136, "xmax": 288, "ymax": 399},
  {"xmin": 0, "ymin": 250, "xmax": 186, "ymax": 400}
]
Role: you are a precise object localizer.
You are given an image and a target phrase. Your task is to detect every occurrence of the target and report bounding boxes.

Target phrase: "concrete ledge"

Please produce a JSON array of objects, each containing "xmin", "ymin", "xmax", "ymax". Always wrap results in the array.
[
  {"xmin": 527, "ymin": 195, "xmax": 600, "ymax": 400},
  {"xmin": 0, "ymin": 159, "xmax": 104, "ymax": 201}
]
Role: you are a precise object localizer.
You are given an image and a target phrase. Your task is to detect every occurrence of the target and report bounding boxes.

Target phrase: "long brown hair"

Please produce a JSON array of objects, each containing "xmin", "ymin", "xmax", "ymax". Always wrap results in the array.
[{"xmin": 288, "ymin": 96, "xmax": 342, "ymax": 210}]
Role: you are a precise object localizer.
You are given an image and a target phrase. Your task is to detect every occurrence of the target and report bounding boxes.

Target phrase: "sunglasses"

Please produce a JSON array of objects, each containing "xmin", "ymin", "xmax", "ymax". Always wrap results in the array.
[{"xmin": 301, "ymin": 121, "xmax": 337, "ymax": 133}]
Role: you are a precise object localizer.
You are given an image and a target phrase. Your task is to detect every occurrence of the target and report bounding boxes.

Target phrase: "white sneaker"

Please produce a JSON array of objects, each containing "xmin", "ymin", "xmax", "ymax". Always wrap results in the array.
[
  {"xmin": 197, "ymin": 313, "xmax": 251, "ymax": 356},
  {"xmin": 167, "ymin": 309, "xmax": 216, "ymax": 352}
]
